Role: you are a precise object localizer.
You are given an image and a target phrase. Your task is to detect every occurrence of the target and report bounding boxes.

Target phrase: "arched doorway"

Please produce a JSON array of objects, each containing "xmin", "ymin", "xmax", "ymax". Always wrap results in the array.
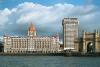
[{"xmin": 87, "ymin": 42, "xmax": 94, "ymax": 53}]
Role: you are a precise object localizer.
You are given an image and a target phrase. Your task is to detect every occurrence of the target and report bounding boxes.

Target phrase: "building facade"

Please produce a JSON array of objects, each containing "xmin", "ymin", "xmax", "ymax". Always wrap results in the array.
[
  {"xmin": 80, "ymin": 30, "xmax": 100, "ymax": 53},
  {"xmin": 62, "ymin": 18, "xmax": 79, "ymax": 52},
  {"xmin": 3, "ymin": 23, "xmax": 60, "ymax": 53},
  {"xmin": 62, "ymin": 17, "xmax": 100, "ymax": 53}
]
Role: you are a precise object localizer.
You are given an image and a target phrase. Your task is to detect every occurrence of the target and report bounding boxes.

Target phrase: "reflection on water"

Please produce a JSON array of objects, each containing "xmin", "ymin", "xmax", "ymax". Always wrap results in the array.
[{"xmin": 0, "ymin": 56, "xmax": 100, "ymax": 67}]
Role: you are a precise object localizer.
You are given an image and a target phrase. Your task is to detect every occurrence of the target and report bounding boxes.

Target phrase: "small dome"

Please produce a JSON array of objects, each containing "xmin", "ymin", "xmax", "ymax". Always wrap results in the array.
[{"xmin": 29, "ymin": 23, "xmax": 36, "ymax": 32}]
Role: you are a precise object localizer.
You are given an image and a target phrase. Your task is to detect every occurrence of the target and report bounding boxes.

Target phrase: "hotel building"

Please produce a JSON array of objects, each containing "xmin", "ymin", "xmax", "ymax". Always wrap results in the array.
[
  {"xmin": 3, "ymin": 23, "xmax": 60, "ymax": 53},
  {"xmin": 62, "ymin": 18, "xmax": 79, "ymax": 52}
]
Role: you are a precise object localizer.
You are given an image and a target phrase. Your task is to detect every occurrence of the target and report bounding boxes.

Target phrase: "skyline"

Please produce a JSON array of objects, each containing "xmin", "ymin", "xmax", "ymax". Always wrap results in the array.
[{"xmin": 0, "ymin": 0, "xmax": 100, "ymax": 38}]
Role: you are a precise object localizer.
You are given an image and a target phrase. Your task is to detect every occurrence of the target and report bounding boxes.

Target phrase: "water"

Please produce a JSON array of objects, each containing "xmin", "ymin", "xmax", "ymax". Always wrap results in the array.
[{"xmin": 0, "ymin": 56, "xmax": 100, "ymax": 67}]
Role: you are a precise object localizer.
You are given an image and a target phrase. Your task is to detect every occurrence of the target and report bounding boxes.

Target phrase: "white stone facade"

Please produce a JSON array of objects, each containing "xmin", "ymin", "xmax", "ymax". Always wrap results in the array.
[
  {"xmin": 3, "ymin": 23, "xmax": 60, "ymax": 53},
  {"xmin": 4, "ymin": 36, "xmax": 60, "ymax": 53}
]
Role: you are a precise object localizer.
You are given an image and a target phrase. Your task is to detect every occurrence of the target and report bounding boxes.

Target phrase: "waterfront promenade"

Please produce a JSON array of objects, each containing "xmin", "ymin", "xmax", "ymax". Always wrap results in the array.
[{"xmin": 0, "ymin": 52, "xmax": 100, "ymax": 57}]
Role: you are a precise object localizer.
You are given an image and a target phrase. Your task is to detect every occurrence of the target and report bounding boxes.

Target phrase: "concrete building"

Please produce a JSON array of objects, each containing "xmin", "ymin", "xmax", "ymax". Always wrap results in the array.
[
  {"xmin": 62, "ymin": 17, "xmax": 100, "ymax": 53},
  {"xmin": 62, "ymin": 18, "xmax": 79, "ymax": 52},
  {"xmin": 3, "ymin": 23, "xmax": 60, "ymax": 54}
]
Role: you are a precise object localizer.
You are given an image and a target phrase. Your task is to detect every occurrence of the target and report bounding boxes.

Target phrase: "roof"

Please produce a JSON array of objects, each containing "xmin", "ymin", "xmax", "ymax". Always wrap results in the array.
[{"xmin": 28, "ymin": 23, "xmax": 36, "ymax": 32}]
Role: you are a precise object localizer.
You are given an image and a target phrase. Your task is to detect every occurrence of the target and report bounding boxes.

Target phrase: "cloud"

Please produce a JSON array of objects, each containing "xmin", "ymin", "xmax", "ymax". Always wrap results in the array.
[
  {"xmin": 0, "ymin": 2, "xmax": 100, "ymax": 37},
  {"xmin": 0, "ymin": 8, "xmax": 11, "ymax": 26}
]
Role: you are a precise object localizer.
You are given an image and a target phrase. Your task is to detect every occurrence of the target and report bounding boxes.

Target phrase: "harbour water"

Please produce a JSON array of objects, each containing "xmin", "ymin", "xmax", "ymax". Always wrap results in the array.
[{"xmin": 0, "ymin": 56, "xmax": 100, "ymax": 67}]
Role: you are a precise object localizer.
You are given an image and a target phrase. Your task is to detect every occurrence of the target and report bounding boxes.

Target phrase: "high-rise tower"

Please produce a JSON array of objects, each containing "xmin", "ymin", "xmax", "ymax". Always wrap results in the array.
[
  {"xmin": 28, "ymin": 23, "xmax": 37, "ymax": 36},
  {"xmin": 62, "ymin": 18, "xmax": 79, "ymax": 51}
]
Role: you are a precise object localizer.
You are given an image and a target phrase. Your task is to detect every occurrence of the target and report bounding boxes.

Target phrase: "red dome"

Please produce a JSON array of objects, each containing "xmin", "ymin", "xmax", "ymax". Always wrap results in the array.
[{"xmin": 29, "ymin": 23, "xmax": 36, "ymax": 32}]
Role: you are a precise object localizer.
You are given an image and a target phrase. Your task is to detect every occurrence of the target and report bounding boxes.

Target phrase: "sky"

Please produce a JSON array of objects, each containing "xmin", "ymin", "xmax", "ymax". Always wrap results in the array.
[{"xmin": 0, "ymin": 0, "xmax": 100, "ymax": 40}]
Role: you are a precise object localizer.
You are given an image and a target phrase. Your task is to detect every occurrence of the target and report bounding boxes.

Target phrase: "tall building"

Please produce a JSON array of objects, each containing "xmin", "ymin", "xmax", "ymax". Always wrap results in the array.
[
  {"xmin": 62, "ymin": 18, "xmax": 79, "ymax": 52},
  {"xmin": 3, "ymin": 23, "xmax": 60, "ymax": 54}
]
